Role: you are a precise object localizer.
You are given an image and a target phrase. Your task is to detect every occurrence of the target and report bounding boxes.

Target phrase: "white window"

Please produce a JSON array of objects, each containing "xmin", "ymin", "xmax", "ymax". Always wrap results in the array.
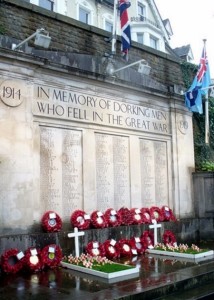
[
  {"xmin": 137, "ymin": 33, "xmax": 144, "ymax": 44},
  {"xmin": 39, "ymin": 0, "xmax": 54, "ymax": 11},
  {"xmin": 150, "ymin": 36, "xmax": 158, "ymax": 50},
  {"xmin": 79, "ymin": 7, "xmax": 91, "ymax": 24},
  {"xmin": 105, "ymin": 21, "xmax": 113, "ymax": 33}
]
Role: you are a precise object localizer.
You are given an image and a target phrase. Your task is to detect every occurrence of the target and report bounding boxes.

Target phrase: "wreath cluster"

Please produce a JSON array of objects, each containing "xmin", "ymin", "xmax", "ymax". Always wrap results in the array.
[
  {"xmin": 70, "ymin": 205, "xmax": 176, "ymax": 230},
  {"xmin": 85, "ymin": 233, "xmax": 152, "ymax": 259},
  {"xmin": 1, "ymin": 244, "xmax": 62, "ymax": 274}
]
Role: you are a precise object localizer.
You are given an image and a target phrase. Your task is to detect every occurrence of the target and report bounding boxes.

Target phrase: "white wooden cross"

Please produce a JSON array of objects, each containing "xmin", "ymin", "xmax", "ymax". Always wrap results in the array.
[
  {"xmin": 68, "ymin": 227, "xmax": 85, "ymax": 257},
  {"xmin": 149, "ymin": 219, "xmax": 162, "ymax": 246}
]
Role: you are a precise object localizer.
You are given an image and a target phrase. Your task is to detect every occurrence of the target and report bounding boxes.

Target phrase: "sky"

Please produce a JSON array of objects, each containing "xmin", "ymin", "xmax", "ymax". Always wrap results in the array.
[{"xmin": 155, "ymin": 0, "xmax": 214, "ymax": 78}]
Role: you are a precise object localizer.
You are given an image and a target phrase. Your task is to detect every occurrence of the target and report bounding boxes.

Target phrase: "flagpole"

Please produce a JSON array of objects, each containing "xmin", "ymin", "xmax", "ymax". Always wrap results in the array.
[
  {"xmin": 203, "ymin": 39, "xmax": 209, "ymax": 144},
  {"xmin": 112, "ymin": 0, "xmax": 118, "ymax": 54}
]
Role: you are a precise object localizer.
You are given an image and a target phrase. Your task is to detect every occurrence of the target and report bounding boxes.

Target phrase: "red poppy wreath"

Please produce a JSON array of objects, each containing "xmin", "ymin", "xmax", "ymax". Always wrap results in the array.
[
  {"xmin": 85, "ymin": 241, "xmax": 105, "ymax": 257},
  {"xmin": 149, "ymin": 206, "xmax": 163, "ymax": 223},
  {"xmin": 141, "ymin": 208, "xmax": 152, "ymax": 224},
  {"xmin": 118, "ymin": 207, "xmax": 133, "ymax": 225},
  {"xmin": 104, "ymin": 208, "xmax": 122, "ymax": 227},
  {"xmin": 130, "ymin": 208, "xmax": 143, "ymax": 225},
  {"xmin": 163, "ymin": 230, "xmax": 177, "ymax": 246},
  {"xmin": 24, "ymin": 247, "xmax": 43, "ymax": 272},
  {"xmin": 41, "ymin": 211, "xmax": 62, "ymax": 232},
  {"xmin": 161, "ymin": 206, "xmax": 177, "ymax": 222},
  {"xmin": 117, "ymin": 239, "xmax": 132, "ymax": 257},
  {"xmin": 70, "ymin": 210, "xmax": 91, "ymax": 230},
  {"xmin": 90, "ymin": 210, "xmax": 107, "ymax": 229},
  {"xmin": 129, "ymin": 237, "xmax": 145, "ymax": 255},
  {"xmin": 141, "ymin": 230, "xmax": 154, "ymax": 249},
  {"xmin": 41, "ymin": 244, "xmax": 62, "ymax": 269},
  {"xmin": 1, "ymin": 248, "xmax": 25, "ymax": 274},
  {"xmin": 102, "ymin": 239, "xmax": 120, "ymax": 259}
]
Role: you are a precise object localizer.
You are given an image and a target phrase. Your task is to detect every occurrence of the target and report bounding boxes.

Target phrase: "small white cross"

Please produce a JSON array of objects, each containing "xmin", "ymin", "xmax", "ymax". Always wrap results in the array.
[
  {"xmin": 149, "ymin": 219, "xmax": 162, "ymax": 246},
  {"xmin": 68, "ymin": 227, "xmax": 85, "ymax": 257}
]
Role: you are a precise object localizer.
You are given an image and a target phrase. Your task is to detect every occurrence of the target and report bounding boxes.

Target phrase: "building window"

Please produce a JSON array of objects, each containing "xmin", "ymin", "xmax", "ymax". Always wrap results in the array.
[
  {"xmin": 137, "ymin": 33, "xmax": 144, "ymax": 44},
  {"xmin": 79, "ymin": 7, "xmax": 90, "ymax": 24},
  {"xmin": 150, "ymin": 36, "xmax": 158, "ymax": 50},
  {"xmin": 39, "ymin": 0, "xmax": 54, "ymax": 11},
  {"xmin": 138, "ymin": 2, "xmax": 145, "ymax": 18},
  {"xmin": 105, "ymin": 21, "xmax": 113, "ymax": 33}
]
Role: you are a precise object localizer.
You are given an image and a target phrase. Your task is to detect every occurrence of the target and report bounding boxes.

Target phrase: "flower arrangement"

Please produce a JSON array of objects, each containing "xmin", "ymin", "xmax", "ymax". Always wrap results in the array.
[
  {"xmin": 70, "ymin": 210, "xmax": 91, "ymax": 230},
  {"xmin": 41, "ymin": 244, "xmax": 62, "ymax": 269},
  {"xmin": 85, "ymin": 241, "xmax": 105, "ymax": 257},
  {"xmin": 161, "ymin": 205, "xmax": 177, "ymax": 222},
  {"xmin": 41, "ymin": 211, "xmax": 62, "ymax": 232},
  {"xmin": 130, "ymin": 208, "xmax": 143, "ymax": 225},
  {"xmin": 90, "ymin": 210, "xmax": 107, "ymax": 229},
  {"xmin": 118, "ymin": 207, "xmax": 133, "ymax": 225},
  {"xmin": 104, "ymin": 208, "xmax": 122, "ymax": 227},
  {"xmin": 141, "ymin": 208, "xmax": 151, "ymax": 224},
  {"xmin": 1, "ymin": 248, "xmax": 25, "ymax": 274},
  {"xmin": 154, "ymin": 243, "xmax": 208, "ymax": 254},
  {"xmin": 102, "ymin": 239, "xmax": 120, "ymax": 259},
  {"xmin": 24, "ymin": 247, "xmax": 43, "ymax": 272},
  {"xmin": 163, "ymin": 230, "xmax": 177, "ymax": 246},
  {"xmin": 62, "ymin": 253, "xmax": 134, "ymax": 273},
  {"xmin": 149, "ymin": 206, "xmax": 163, "ymax": 222},
  {"xmin": 141, "ymin": 230, "xmax": 154, "ymax": 249}
]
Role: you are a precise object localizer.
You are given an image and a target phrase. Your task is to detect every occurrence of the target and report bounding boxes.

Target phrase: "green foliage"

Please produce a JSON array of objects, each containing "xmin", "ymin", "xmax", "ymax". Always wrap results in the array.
[
  {"xmin": 193, "ymin": 97, "xmax": 214, "ymax": 171},
  {"xmin": 180, "ymin": 61, "xmax": 198, "ymax": 88}
]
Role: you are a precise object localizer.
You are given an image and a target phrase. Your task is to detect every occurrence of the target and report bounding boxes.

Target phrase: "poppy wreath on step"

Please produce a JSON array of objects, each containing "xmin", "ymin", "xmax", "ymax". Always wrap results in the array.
[
  {"xmin": 24, "ymin": 247, "xmax": 43, "ymax": 272},
  {"xmin": 141, "ymin": 230, "xmax": 154, "ymax": 249},
  {"xmin": 161, "ymin": 206, "xmax": 177, "ymax": 222},
  {"xmin": 102, "ymin": 239, "xmax": 120, "ymax": 259},
  {"xmin": 90, "ymin": 210, "xmax": 107, "ymax": 229},
  {"xmin": 117, "ymin": 239, "xmax": 132, "ymax": 257},
  {"xmin": 104, "ymin": 208, "xmax": 122, "ymax": 227},
  {"xmin": 118, "ymin": 207, "xmax": 133, "ymax": 225},
  {"xmin": 1, "ymin": 248, "xmax": 25, "ymax": 274},
  {"xmin": 70, "ymin": 210, "xmax": 91, "ymax": 230},
  {"xmin": 163, "ymin": 230, "xmax": 177, "ymax": 246},
  {"xmin": 129, "ymin": 237, "xmax": 145, "ymax": 255},
  {"xmin": 149, "ymin": 206, "xmax": 163, "ymax": 223},
  {"xmin": 41, "ymin": 244, "xmax": 62, "ymax": 269},
  {"xmin": 41, "ymin": 211, "xmax": 62, "ymax": 232},
  {"xmin": 85, "ymin": 241, "xmax": 105, "ymax": 257},
  {"xmin": 141, "ymin": 208, "xmax": 152, "ymax": 224},
  {"xmin": 130, "ymin": 208, "xmax": 143, "ymax": 225}
]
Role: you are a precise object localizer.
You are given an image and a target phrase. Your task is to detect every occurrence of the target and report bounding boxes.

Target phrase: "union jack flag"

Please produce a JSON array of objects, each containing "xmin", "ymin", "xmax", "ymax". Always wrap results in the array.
[
  {"xmin": 185, "ymin": 44, "xmax": 211, "ymax": 114},
  {"xmin": 197, "ymin": 47, "xmax": 208, "ymax": 82},
  {"xmin": 119, "ymin": 0, "xmax": 131, "ymax": 60}
]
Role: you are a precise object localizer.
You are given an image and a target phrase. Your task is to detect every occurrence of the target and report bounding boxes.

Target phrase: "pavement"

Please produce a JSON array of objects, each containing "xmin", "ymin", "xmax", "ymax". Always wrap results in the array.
[{"xmin": 1, "ymin": 246, "xmax": 214, "ymax": 300}]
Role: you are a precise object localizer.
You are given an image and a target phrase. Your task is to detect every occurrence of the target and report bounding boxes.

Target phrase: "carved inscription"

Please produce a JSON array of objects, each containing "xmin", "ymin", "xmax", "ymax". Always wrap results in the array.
[
  {"xmin": 40, "ymin": 127, "xmax": 82, "ymax": 218},
  {"xmin": 140, "ymin": 139, "xmax": 168, "ymax": 207},
  {"xmin": 95, "ymin": 134, "xmax": 130, "ymax": 211}
]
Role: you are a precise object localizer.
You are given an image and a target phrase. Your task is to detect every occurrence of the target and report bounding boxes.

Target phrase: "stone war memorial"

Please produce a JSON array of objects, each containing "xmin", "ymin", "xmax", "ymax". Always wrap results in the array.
[{"xmin": 0, "ymin": 0, "xmax": 212, "ymax": 259}]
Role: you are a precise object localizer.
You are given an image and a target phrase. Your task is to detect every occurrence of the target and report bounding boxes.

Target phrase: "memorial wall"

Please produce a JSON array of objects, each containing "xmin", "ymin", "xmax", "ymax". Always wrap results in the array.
[{"xmin": 0, "ymin": 67, "xmax": 194, "ymax": 233}]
